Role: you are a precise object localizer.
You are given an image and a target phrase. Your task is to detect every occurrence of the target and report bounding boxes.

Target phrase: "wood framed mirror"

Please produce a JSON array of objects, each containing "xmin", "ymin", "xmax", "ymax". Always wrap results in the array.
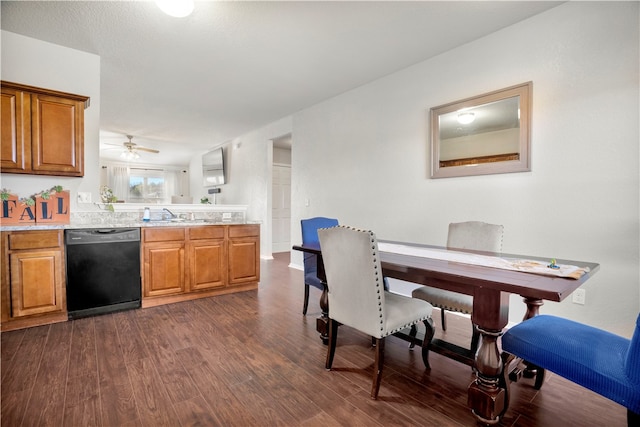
[{"xmin": 430, "ymin": 81, "xmax": 532, "ymax": 179}]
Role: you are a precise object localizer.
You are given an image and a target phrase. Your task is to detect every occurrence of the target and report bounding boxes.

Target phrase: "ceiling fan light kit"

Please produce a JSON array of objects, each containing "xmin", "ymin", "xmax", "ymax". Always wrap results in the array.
[
  {"xmin": 121, "ymin": 150, "xmax": 140, "ymax": 161},
  {"xmin": 103, "ymin": 134, "xmax": 160, "ymax": 162}
]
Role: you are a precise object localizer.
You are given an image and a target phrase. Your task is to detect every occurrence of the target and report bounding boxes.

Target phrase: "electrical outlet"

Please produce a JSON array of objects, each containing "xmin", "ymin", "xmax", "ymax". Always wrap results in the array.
[
  {"xmin": 77, "ymin": 192, "xmax": 92, "ymax": 203},
  {"xmin": 572, "ymin": 288, "xmax": 586, "ymax": 305}
]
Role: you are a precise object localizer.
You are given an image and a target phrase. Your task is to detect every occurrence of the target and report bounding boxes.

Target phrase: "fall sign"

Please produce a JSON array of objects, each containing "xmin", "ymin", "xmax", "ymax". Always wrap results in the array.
[{"xmin": 1, "ymin": 188, "xmax": 70, "ymax": 225}]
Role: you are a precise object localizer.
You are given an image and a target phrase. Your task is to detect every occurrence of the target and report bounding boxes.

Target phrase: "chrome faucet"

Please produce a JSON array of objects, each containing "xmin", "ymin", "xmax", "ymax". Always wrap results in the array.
[{"xmin": 162, "ymin": 208, "xmax": 177, "ymax": 220}]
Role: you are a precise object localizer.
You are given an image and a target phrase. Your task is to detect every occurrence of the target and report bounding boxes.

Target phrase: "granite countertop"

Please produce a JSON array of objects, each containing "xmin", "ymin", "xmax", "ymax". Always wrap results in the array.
[
  {"xmin": 1, "ymin": 208, "xmax": 255, "ymax": 232},
  {"xmin": 0, "ymin": 220, "xmax": 256, "ymax": 232}
]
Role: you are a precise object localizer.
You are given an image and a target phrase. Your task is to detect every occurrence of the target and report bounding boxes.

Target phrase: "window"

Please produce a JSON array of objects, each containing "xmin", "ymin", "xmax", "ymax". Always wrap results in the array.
[
  {"xmin": 103, "ymin": 165, "xmax": 187, "ymax": 204},
  {"xmin": 128, "ymin": 169, "xmax": 165, "ymax": 203}
]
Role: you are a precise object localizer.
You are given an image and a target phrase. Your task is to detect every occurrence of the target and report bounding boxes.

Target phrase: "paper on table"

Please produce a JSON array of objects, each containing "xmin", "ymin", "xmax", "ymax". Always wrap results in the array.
[{"xmin": 378, "ymin": 243, "xmax": 589, "ymax": 279}]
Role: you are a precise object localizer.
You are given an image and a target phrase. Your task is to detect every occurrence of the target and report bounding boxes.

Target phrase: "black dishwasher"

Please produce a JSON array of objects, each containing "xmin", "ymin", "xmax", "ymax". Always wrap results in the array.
[{"xmin": 65, "ymin": 228, "xmax": 141, "ymax": 319}]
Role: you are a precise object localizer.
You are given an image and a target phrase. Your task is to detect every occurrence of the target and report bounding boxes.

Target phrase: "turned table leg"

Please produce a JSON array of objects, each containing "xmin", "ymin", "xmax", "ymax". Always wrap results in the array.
[
  {"xmin": 315, "ymin": 254, "xmax": 329, "ymax": 345},
  {"xmin": 468, "ymin": 288, "xmax": 510, "ymax": 424},
  {"xmin": 468, "ymin": 327, "xmax": 506, "ymax": 425},
  {"xmin": 316, "ymin": 281, "xmax": 329, "ymax": 345},
  {"xmin": 522, "ymin": 296, "xmax": 543, "ymax": 320},
  {"xmin": 521, "ymin": 297, "xmax": 544, "ymax": 381}
]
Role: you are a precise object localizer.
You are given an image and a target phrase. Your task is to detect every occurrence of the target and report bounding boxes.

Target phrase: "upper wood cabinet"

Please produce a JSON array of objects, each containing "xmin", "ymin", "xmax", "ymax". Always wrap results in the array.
[{"xmin": 1, "ymin": 81, "xmax": 89, "ymax": 177}]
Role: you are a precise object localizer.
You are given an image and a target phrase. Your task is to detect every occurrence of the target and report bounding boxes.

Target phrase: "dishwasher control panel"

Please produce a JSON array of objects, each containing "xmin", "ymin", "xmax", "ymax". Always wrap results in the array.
[{"xmin": 65, "ymin": 228, "xmax": 140, "ymax": 245}]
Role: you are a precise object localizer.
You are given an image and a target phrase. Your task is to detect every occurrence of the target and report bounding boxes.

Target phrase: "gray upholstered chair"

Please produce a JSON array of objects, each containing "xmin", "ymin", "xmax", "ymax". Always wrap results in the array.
[
  {"xmin": 411, "ymin": 221, "xmax": 504, "ymax": 356},
  {"xmin": 318, "ymin": 225, "xmax": 434, "ymax": 399}
]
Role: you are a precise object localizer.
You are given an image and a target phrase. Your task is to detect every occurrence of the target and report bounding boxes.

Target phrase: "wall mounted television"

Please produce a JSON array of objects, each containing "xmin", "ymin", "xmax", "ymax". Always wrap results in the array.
[{"xmin": 202, "ymin": 148, "xmax": 225, "ymax": 186}]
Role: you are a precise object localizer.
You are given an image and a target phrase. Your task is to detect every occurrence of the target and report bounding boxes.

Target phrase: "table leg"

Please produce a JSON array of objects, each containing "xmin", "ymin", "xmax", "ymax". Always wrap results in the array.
[
  {"xmin": 468, "ymin": 288, "xmax": 509, "ymax": 424},
  {"xmin": 521, "ymin": 297, "xmax": 544, "ymax": 381},
  {"xmin": 311, "ymin": 253, "xmax": 330, "ymax": 345},
  {"xmin": 522, "ymin": 297, "xmax": 543, "ymax": 320},
  {"xmin": 316, "ymin": 281, "xmax": 329, "ymax": 345},
  {"xmin": 468, "ymin": 327, "xmax": 506, "ymax": 425}
]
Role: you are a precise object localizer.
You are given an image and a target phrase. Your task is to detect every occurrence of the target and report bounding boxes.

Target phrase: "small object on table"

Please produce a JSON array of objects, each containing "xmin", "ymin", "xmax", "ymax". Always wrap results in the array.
[{"xmin": 547, "ymin": 258, "xmax": 560, "ymax": 269}]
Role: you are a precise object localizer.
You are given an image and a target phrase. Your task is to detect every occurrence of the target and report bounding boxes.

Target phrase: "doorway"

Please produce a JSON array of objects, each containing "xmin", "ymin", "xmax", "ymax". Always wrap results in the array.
[{"xmin": 272, "ymin": 134, "xmax": 292, "ymax": 253}]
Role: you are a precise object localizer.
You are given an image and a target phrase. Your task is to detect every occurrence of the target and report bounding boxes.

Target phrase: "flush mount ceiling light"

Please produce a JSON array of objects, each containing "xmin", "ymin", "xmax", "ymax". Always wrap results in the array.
[
  {"xmin": 457, "ymin": 112, "xmax": 476, "ymax": 125},
  {"xmin": 156, "ymin": 0, "xmax": 194, "ymax": 18}
]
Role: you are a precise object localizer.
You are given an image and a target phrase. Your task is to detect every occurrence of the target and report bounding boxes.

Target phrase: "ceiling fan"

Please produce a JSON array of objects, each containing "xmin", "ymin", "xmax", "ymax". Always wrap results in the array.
[{"xmin": 105, "ymin": 135, "xmax": 160, "ymax": 160}]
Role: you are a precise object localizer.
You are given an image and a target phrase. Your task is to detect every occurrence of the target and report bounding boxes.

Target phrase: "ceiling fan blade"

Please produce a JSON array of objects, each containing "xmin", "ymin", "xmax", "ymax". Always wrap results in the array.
[{"xmin": 136, "ymin": 146, "xmax": 160, "ymax": 153}]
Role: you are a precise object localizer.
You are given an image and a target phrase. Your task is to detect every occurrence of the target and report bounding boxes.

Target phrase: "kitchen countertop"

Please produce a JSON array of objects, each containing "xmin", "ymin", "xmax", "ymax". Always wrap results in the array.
[
  {"xmin": 0, "ymin": 220, "xmax": 256, "ymax": 232},
  {"xmin": 1, "ymin": 207, "xmax": 255, "ymax": 231}
]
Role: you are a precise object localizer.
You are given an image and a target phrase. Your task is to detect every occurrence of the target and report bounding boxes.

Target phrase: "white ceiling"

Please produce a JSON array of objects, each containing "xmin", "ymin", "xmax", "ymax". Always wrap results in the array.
[{"xmin": 1, "ymin": 1, "xmax": 562, "ymax": 166}]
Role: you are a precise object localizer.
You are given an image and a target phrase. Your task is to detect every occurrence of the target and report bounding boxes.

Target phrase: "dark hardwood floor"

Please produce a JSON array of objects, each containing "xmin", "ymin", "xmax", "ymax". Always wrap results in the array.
[{"xmin": 1, "ymin": 252, "xmax": 627, "ymax": 426}]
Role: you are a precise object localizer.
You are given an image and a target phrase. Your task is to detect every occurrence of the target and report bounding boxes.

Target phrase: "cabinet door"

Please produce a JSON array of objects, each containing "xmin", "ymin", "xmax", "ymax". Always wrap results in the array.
[
  {"xmin": 228, "ymin": 236, "xmax": 259, "ymax": 285},
  {"xmin": 189, "ymin": 239, "xmax": 226, "ymax": 291},
  {"xmin": 143, "ymin": 243, "xmax": 185, "ymax": 297},
  {"xmin": 31, "ymin": 94, "xmax": 84, "ymax": 176},
  {"xmin": 9, "ymin": 249, "xmax": 64, "ymax": 317},
  {"xmin": 0, "ymin": 87, "xmax": 31, "ymax": 172}
]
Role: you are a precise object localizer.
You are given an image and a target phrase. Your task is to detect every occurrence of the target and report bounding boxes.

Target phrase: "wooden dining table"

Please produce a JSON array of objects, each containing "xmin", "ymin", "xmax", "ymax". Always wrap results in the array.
[{"xmin": 292, "ymin": 239, "xmax": 599, "ymax": 425}]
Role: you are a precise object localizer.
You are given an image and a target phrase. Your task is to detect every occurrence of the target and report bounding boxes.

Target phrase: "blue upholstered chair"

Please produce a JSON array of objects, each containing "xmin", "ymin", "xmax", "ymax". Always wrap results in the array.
[
  {"xmin": 502, "ymin": 314, "xmax": 640, "ymax": 426},
  {"xmin": 300, "ymin": 217, "xmax": 339, "ymax": 315},
  {"xmin": 318, "ymin": 225, "xmax": 434, "ymax": 399}
]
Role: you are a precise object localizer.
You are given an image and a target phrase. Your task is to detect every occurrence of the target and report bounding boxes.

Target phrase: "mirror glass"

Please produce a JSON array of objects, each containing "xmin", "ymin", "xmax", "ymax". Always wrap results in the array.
[{"xmin": 431, "ymin": 82, "xmax": 532, "ymax": 178}]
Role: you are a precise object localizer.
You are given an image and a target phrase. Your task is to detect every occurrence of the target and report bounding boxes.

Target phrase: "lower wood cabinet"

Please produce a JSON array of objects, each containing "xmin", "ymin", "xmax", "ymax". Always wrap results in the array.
[
  {"xmin": 142, "ymin": 227, "xmax": 186, "ymax": 298},
  {"xmin": 189, "ymin": 226, "xmax": 226, "ymax": 291},
  {"xmin": 1, "ymin": 230, "xmax": 67, "ymax": 331},
  {"xmin": 142, "ymin": 224, "xmax": 259, "ymax": 307},
  {"xmin": 229, "ymin": 225, "xmax": 260, "ymax": 285},
  {"xmin": 1, "ymin": 224, "xmax": 260, "ymax": 328}
]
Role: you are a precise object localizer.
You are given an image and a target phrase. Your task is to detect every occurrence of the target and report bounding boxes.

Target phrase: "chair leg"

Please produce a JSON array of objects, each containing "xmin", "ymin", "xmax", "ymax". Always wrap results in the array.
[
  {"xmin": 371, "ymin": 337, "xmax": 385, "ymax": 399},
  {"xmin": 420, "ymin": 317, "xmax": 435, "ymax": 370},
  {"xmin": 441, "ymin": 308, "xmax": 447, "ymax": 331},
  {"xmin": 533, "ymin": 366, "xmax": 546, "ymax": 390},
  {"xmin": 627, "ymin": 409, "xmax": 640, "ymax": 427},
  {"xmin": 408, "ymin": 324, "xmax": 417, "ymax": 349},
  {"xmin": 302, "ymin": 284, "xmax": 310, "ymax": 315},
  {"xmin": 325, "ymin": 318, "xmax": 339, "ymax": 370}
]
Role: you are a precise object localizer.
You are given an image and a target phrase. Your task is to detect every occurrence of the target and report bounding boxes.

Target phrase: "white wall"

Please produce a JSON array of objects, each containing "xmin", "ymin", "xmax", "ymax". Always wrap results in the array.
[
  {"xmin": 192, "ymin": 117, "xmax": 293, "ymax": 257},
  {"xmin": 289, "ymin": 2, "xmax": 639, "ymax": 335},
  {"xmin": 0, "ymin": 31, "xmax": 101, "ymax": 211}
]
